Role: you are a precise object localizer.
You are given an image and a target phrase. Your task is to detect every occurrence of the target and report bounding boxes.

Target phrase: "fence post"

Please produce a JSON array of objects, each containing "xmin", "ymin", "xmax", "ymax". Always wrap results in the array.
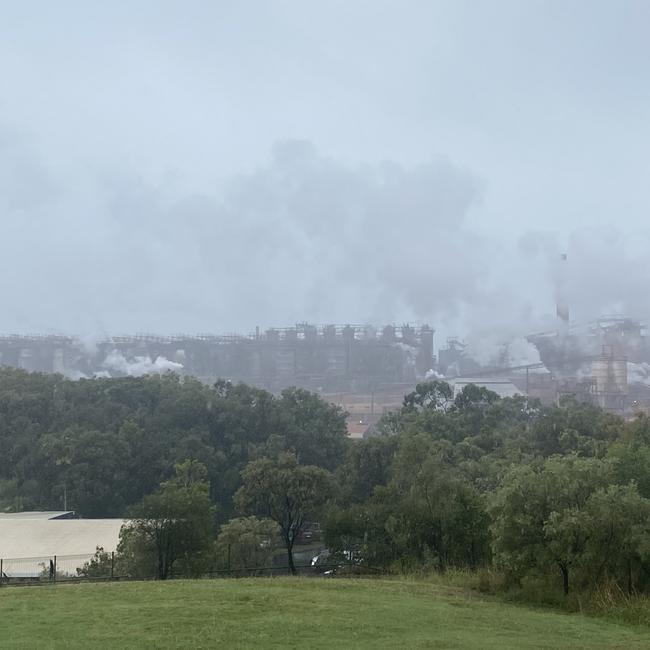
[
  {"xmin": 0, "ymin": 558, "xmax": 3, "ymax": 586},
  {"xmin": 227, "ymin": 544, "xmax": 231, "ymax": 576},
  {"xmin": 111, "ymin": 552, "xmax": 114, "ymax": 580},
  {"xmin": 53, "ymin": 556, "xmax": 57, "ymax": 583}
]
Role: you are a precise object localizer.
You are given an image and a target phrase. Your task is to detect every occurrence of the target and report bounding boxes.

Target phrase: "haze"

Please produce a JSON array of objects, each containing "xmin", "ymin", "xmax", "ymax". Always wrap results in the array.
[{"xmin": 2, "ymin": 1, "xmax": 649, "ymax": 343}]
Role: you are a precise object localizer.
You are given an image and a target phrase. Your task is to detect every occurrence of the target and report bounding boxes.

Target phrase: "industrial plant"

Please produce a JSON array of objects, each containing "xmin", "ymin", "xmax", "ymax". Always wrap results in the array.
[
  {"xmin": 3, "ymin": 312, "xmax": 650, "ymax": 433},
  {"xmin": 0, "ymin": 323, "xmax": 434, "ymax": 393},
  {"xmin": 438, "ymin": 316, "xmax": 650, "ymax": 416}
]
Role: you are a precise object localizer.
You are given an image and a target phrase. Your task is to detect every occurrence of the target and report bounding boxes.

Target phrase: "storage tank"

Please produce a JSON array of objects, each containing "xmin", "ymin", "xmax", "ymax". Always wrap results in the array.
[{"xmin": 592, "ymin": 348, "xmax": 627, "ymax": 411}]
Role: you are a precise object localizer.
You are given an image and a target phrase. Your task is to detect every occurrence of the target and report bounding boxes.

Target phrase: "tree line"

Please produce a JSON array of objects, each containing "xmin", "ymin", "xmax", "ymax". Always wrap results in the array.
[
  {"xmin": 3, "ymin": 368, "xmax": 650, "ymax": 596},
  {"xmin": 0, "ymin": 369, "xmax": 347, "ymax": 519}
]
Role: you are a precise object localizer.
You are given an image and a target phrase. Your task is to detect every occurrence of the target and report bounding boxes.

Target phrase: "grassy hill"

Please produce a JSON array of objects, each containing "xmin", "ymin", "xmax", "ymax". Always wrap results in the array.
[{"xmin": 2, "ymin": 577, "xmax": 649, "ymax": 649}]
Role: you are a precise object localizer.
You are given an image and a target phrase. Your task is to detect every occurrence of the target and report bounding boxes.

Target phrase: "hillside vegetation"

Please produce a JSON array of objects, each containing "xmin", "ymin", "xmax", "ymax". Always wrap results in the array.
[{"xmin": 4, "ymin": 369, "xmax": 650, "ymax": 601}]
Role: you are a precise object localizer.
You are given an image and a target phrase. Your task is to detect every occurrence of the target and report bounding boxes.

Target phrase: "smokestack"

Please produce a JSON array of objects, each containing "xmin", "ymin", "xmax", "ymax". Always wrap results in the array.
[{"xmin": 556, "ymin": 253, "xmax": 569, "ymax": 327}]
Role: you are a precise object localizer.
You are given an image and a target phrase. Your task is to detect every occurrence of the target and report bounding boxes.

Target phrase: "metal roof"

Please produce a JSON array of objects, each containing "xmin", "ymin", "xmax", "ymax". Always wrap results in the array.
[
  {"xmin": 0, "ymin": 519, "xmax": 125, "ymax": 559},
  {"xmin": 0, "ymin": 511, "xmax": 76, "ymax": 520}
]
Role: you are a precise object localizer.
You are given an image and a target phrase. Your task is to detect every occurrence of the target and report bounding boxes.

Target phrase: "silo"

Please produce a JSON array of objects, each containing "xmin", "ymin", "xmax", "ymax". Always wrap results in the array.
[
  {"xmin": 53, "ymin": 348, "xmax": 65, "ymax": 374},
  {"xmin": 611, "ymin": 356, "xmax": 628, "ymax": 395},
  {"xmin": 591, "ymin": 348, "xmax": 628, "ymax": 412},
  {"xmin": 592, "ymin": 356, "xmax": 608, "ymax": 397},
  {"xmin": 18, "ymin": 348, "xmax": 35, "ymax": 372}
]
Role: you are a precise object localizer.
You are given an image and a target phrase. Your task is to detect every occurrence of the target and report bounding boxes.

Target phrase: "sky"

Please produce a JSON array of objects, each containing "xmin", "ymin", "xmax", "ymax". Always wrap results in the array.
[{"xmin": 1, "ymin": 1, "xmax": 649, "ymax": 349}]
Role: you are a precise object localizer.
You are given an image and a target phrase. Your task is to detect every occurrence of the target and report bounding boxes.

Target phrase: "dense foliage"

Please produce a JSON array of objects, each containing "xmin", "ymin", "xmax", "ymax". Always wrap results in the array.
[
  {"xmin": 4, "ymin": 367, "xmax": 650, "ymax": 597},
  {"xmin": 327, "ymin": 382, "xmax": 650, "ymax": 595},
  {"xmin": 235, "ymin": 453, "xmax": 334, "ymax": 573},
  {"xmin": 0, "ymin": 369, "xmax": 348, "ymax": 518},
  {"xmin": 118, "ymin": 460, "xmax": 215, "ymax": 579}
]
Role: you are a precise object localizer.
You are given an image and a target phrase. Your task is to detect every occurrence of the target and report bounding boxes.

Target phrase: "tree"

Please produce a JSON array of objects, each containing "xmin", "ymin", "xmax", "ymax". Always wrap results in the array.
[
  {"xmin": 490, "ymin": 456, "xmax": 612, "ymax": 594},
  {"xmin": 542, "ymin": 508, "xmax": 589, "ymax": 596},
  {"xmin": 581, "ymin": 483, "xmax": 650, "ymax": 593},
  {"xmin": 402, "ymin": 381, "xmax": 454, "ymax": 412},
  {"xmin": 609, "ymin": 415, "xmax": 650, "ymax": 498},
  {"xmin": 117, "ymin": 460, "xmax": 214, "ymax": 579},
  {"xmin": 215, "ymin": 516, "xmax": 278, "ymax": 573},
  {"xmin": 390, "ymin": 437, "xmax": 490, "ymax": 571},
  {"xmin": 453, "ymin": 384, "xmax": 499, "ymax": 411},
  {"xmin": 77, "ymin": 546, "xmax": 113, "ymax": 578},
  {"xmin": 0, "ymin": 479, "xmax": 32, "ymax": 512},
  {"xmin": 0, "ymin": 370, "xmax": 347, "ymax": 522},
  {"xmin": 451, "ymin": 384, "xmax": 502, "ymax": 439},
  {"xmin": 235, "ymin": 454, "xmax": 334, "ymax": 574},
  {"xmin": 325, "ymin": 434, "xmax": 490, "ymax": 574},
  {"xmin": 337, "ymin": 435, "xmax": 398, "ymax": 503},
  {"xmin": 277, "ymin": 388, "xmax": 349, "ymax": 470},
  {"xmin": 324, "ymin": 489, "xmax": 400, "ymax": 571},
  {"xmin": 38, "ymin": 427, "xmax": 130, "ymax": 516}
]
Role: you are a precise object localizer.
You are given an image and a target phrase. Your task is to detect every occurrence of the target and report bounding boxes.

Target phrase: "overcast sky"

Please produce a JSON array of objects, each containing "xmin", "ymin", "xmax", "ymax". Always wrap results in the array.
[{"xmin": 1, "ymin": 1, "xmax": 649, "ymax": 346}]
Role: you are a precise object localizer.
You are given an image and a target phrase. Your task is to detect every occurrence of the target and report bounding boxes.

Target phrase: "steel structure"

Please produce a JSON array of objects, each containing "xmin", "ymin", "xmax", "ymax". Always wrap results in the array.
[{"xmin": 0, "ymin": 324, "xmax": 435, "ymax": 394}]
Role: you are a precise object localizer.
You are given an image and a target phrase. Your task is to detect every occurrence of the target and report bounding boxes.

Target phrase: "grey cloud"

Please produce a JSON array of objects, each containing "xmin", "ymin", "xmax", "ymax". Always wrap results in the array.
[
  {"xmin": 1, "ymin": 1, "xmax": 650, "ymax": 346},
  {"xmin": 0, "ymin": 130, "xmax": 56, "ymax": 212},
  {"xmin": 2, "ymin": 130, "xmax": 650, "ymax": 345},
  {"xmin": 0, "ymin": 136, "xmax": 485, "ymax": 333}
]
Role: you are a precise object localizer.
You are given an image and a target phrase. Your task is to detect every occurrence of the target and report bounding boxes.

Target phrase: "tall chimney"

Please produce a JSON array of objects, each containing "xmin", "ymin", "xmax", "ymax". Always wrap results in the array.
[{"xmin": 556, "ymin": 253, "xmax": 569, "ymax": 327}]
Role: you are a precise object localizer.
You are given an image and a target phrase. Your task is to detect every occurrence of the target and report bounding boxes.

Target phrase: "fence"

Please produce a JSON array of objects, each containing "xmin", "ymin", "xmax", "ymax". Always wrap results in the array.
[
  {"xmin": 0, "ymin": 552, "xmax": 372, "ymax": 588},
  {"xmin": 0, "ymin": 554, "xmax": 114, "ymax": 585}
]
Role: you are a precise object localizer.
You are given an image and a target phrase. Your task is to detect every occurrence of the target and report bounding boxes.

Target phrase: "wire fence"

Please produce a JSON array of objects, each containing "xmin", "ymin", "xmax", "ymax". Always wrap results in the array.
[
  {"xmin": 0, "ymin": 552, "xmax": 373, "ymax": 588},
  {"xmin": 0, "ymin": 554, "xmax": 109, "ymax": 585}
]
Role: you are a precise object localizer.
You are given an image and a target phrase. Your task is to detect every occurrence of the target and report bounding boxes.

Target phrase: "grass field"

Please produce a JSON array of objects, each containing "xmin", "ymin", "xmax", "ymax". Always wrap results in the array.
[{"xmin": 2, "ymin": 577, "xmax": 650, "ymax": 649}]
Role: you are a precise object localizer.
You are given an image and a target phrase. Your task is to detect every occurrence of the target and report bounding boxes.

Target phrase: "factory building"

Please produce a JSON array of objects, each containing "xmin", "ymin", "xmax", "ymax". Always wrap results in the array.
[
  {"xmin": 0, "ymin": 324, "xmax": 435, "ymax": 395},
  {"xmin": 437, "ymin": 315, "xmax": 650, "ymax": 415}
]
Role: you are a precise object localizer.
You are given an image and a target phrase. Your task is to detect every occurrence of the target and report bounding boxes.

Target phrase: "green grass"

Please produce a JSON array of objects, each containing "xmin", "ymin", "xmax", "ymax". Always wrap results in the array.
[{"xmin": 2, "ymin": 577, "xmax": 650, "ymax": 649}]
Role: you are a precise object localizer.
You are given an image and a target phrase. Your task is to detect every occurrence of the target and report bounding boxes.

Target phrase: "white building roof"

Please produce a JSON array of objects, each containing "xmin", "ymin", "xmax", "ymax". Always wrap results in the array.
[
  {"xmin": 0, "ymin": 511, "xmax": 76, "ymax": 520},
  {"xmin": 0, "ymin": 519, "xmax": 125, "ymax": 559}
]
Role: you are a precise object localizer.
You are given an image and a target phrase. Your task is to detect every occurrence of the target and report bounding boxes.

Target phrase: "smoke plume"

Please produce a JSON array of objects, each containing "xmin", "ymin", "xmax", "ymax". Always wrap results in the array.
[{"xmin": 2, "ymin": 134, "xmax": 650, "ymax": 346}]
